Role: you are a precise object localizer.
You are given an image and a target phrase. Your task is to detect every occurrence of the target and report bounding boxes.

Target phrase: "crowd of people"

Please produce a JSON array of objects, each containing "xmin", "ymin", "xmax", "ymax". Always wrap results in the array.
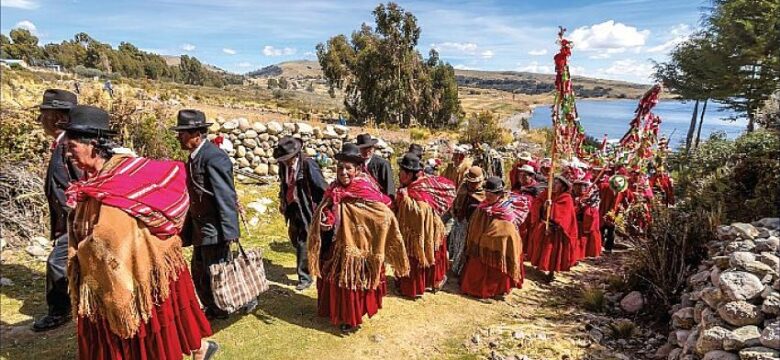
[{"xmin": 31, "ymin": 87, "xmax": 674, "ymax": 359}]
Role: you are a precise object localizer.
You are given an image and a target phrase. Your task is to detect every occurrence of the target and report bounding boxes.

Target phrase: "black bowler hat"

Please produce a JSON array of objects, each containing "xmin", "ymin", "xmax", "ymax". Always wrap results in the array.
[
  {"xmin": 40, "ymin": 89, "xmax": 77, "ymax": 110},
  {"xmin": 408, "ymin": 144, "xmax": 424, "ymax": 157},
  {"xmin": 273, "ymin": 136, "xmax": 303, "ymax": 161},
  {"xmin": 170, "ymin": 109, "xmax": 212, "ymax": 131},
  {"xmin": 398, "ymin": 152, "xmax": 423, "ymax": 172},
  {"xmin": 334, "ymin": 143, "xmax": 364, "ymax": 164},
  {"xmin": 484, "ymin": 176, "xmax": 505, "ymax": 193},
  {"xmin": 62, "ymin": 105, "xmax": 116, "ymax": 137},
  {"xmin": 355, "ymin": 133, "xmax": 379, "ymax": 149}
]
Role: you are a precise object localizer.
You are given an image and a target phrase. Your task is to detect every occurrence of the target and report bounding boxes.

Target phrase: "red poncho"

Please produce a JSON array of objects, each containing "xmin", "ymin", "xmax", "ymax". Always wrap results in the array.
[{"xmin": 398, "ymin": 175, "xmax": 456, "ymax": 216}]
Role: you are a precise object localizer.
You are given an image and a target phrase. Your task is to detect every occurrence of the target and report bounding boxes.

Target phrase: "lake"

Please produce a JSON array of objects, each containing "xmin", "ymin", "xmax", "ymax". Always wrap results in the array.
[{"xmin": 528, "ymin": 99, "xmax": 748, "ymax": 147}]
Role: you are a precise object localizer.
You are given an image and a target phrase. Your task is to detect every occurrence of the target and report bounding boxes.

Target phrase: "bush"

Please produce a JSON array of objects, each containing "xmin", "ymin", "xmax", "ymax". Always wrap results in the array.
[
  {"xmin": 410, "ymin": 127, "xmax": 431, "ymax": 141},
  {"xmin": 580, "ymin": 287, "xmax": 606, "ymax": 312},
  {"xmin": 608, "ymin": 319, "xmax": 637, "ymax": 339},
  {"xmin": 459, "ymin": 111, "xmax": 511, "ymax": 147}
]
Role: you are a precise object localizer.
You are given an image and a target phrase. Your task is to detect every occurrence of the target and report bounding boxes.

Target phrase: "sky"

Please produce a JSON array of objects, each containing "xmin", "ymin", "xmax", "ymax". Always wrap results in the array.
[{"xmin": 0, "ymin": 0, "xmax": 708, "ymax": 83}]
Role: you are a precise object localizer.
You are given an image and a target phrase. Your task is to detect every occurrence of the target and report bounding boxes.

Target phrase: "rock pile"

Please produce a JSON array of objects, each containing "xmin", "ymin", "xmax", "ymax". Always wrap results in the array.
[
  {"xmin": 206, "ymin": 117, "xmax": 393, "ymax": 178},
  {"xmin": 657, "ymin": 218, "xmax": 780, "ymax": 360}
]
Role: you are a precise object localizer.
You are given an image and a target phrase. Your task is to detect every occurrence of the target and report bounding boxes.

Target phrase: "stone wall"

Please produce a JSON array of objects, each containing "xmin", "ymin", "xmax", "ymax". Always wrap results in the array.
[{"xmin": 657, "ymin": 219, "xmax": 780, "ymax": 360}]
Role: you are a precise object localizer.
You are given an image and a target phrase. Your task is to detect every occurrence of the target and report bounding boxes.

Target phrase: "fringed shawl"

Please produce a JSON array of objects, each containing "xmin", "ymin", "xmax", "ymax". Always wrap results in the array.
[
  {"xmin": 400, "ymin": 175, "xmax": 456, "ymax": 216},
  {"xmin": 308, "ymin": 200, "xmax": 409, "ymax": 291},
  {"xmin": 442, "ymin": 157, "xmax": 473, "ymax": 187},
  {"xmin": 464, "ymin": 205, "xmax": 524, "ymax": 282},
  {"xmin": 395, "ymin": 192, "xmax": 447, "ymax": 269}
]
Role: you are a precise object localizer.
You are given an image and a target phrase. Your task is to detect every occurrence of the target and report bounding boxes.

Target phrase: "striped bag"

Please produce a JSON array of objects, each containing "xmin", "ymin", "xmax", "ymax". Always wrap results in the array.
[{"xmin": 209, "ymin": 240, "xmax": 269, "ymax": 313}]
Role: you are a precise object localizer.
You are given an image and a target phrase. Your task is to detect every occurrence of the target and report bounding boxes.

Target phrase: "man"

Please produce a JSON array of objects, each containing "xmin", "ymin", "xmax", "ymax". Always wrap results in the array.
[
  {"xmin": 460, "ymin": 176, "xmax": 524, "ymax": 299},
  {"xmin": 408, "ymin": 143, "xmax": 424, "ymax": 158},
  {"xmin": 173, "ymin": 109, "xmax": 241, "ymax": 320},
  {"xmin": 441, "ymin": 145, "xmax": 472, "ymax": 187},
  {"xmin": 274, "ymin": 136, "xmax": 327, "ymax": 291},
  {"xmin": 356, "ymin": 133, "xmax": 395, "ymax": 198},
  {"xmin": 32, "ymin": 89, "xmax": 82, "ymax": 332},
  {"xmin": 394, "ymin": 153, "xmax": 456, "ymax": 298},
  {"xmin": 448, "ymin": 166, "xmax": 485, "ymax": 275}
]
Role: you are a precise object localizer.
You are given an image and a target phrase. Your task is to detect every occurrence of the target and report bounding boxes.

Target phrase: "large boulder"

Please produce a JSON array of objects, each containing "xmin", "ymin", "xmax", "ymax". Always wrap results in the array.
[
  {"xmin": 760, "ymin": 321, "xmax": 780, "ymax": 350},
  {"xmin": 719, "ymin": 271, "xmax": 765, "ymax": 301},
  {"xmin": 732, "ymin": 223, "xmax": 760, "ymax": 240},
  {"xmin": 724, "ymin": 326, "xmax": 762, "ymax": 351},
  {"xmin": 696, "ymin": 326, "xmax": 731, "ymax": 355},
  {"xmin": 620, "ymin": 291, "xmax": 645, "ymax": 313},
  {"xmin": 738, "ymin": 347, "xmax": 780, "ymax": 360},
  {"xmin": 717, "ymin": 301, "xmax": 764, "ymax": 327}
]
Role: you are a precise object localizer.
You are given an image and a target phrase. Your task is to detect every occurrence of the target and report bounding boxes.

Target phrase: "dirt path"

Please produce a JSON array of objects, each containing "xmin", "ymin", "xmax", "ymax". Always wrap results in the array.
[{"xmin": 0, "ymin": 184, "xmax": 651, "ymax": 360}]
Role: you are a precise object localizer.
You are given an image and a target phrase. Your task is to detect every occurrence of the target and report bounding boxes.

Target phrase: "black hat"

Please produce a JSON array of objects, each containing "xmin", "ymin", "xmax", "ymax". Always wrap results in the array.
[
  {"xmin": 40, "ymin": 89, "xmax": 77, "ymax": 110},
  {"xmin": 408, "ymin": 144, "xmax": 424, "ymax": 157},
  {"xmin": 170, "ymin": 109, "xmax": 212, "ymax": 131},
  {"xmin": 334, "ymin": 143, "xmax": 364, "ymax": 164},
  {"xmin": 355, "ymin": 133, "xmax": 379, "ymax": 149},
  {"xmin": 62, "ymin": 105, "xmax": 116, "ymax": 137},
  {"xmin": 273, "ymin": 136, "xmax": 303, "ymax": 161},
  {"xmin": 398, "ymin": 152, "xmax": 423, "ymax": 172},
  {"xmin": 484, "ymin": 176, "xmax": 505, "ymax": 193}
]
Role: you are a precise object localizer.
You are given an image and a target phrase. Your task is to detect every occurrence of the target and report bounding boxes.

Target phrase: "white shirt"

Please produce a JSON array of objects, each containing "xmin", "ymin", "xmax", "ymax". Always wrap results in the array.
[{"xmin": 190, "ymin": 139, "xmax": 207, "ymax": 159}]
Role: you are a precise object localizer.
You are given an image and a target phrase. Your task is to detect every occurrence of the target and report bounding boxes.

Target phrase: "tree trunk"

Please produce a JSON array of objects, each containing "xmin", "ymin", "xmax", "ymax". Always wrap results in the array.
[
  {"xmin": 695, "ymin": 98, "xmax": 708, "ymax": 148},
  {"xmin": 685, "ymin": 99, "xmax": 700, "ymax": 154}
]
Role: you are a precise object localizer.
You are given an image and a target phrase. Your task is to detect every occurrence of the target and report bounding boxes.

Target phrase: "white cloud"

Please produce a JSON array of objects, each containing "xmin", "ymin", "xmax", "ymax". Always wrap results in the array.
[
  {"xmin": 13, "ymin": 20, "xmax": 37, "ymax": 35},
  {"xmin": 180, "ymin": 43, "xmax": 196, "ymax": 52},
  {"xmin": 431, "ymin": 42, "xmax": 478, "ymax": 54},
  {"xmin": 569, "ymin": 20, "xmax": 649, "ymax": 53},
  {"xmin": 453, "ymin": 64, "xmax": 480, "ymax": 70},
  {"xmin": 588, "ymin": 59, "xmax": 654, "ymax": 83},
  {"xmin": 2, "ymin": 0, "xmax": 39, "ymax": 9},
  {"xmin": 237, "ymin": 62, "xmax": 253, "ymax": 68},
  {"xmin": 528, "ymin": 49, "xmax": 548, "ymax": 56},
  {"xmin": 262, "ymin": 45, "xmax": 296, "ymax": 56},
  {"xmin": 588, "ymin": 53, "xmax": 611, "ymax": 60},
  {"xmin": 222, "ymin": 48, "xmax": 237, "ymax": 55},
  {"xmin": 646, "ymin": 24, "xmax": 694, "ymax": 54},
  {"xmin": 516, "ymin": 61, "xmax": 553, "ymax": 74},
  {"xmin": 303, "ymin": 51, "xmax": 315, "ymax": 58},
  {"xmin": 480, "ymin": 50, "xmax": 494, "ymax": 59}
]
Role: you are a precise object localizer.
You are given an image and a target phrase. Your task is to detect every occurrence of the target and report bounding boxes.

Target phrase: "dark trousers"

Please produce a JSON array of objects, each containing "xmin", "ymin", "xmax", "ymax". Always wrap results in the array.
[
  {"xmin": 191, "ymin": 242, "xmax": 230, "ymax": 313},
  {"xmin": 601, "ymin": 223, "xmax": 616, "ymax": 251},
  {"xmin": 45, "ymin": 233, "xmax": 70, "ymax": 316},
  {"xmin": 286, "ymin": 206, "xmax": 312, "ymax": 285}
]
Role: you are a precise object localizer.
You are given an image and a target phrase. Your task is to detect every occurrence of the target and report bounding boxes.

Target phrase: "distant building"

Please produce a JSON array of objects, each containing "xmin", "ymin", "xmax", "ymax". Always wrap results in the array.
[{"xmin": 0, "ymin": 59, "xmax": 29, "ymax": 68}]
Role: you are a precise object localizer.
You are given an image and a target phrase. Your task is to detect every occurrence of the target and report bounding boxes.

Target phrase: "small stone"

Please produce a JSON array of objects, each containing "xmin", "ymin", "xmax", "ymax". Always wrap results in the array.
[
  {"xmin": 668, "ymin": 348, "xmax": 682, "ymax": 360},
  {"xmin": 244, "ymin": 129, "xmax": 258, "ymax": 139},
  {"xmin": 702, "ymin": 287, "xmax": 724, "ymax": 309},
  {"xmin": 754, "ymin": 238, "xmax": 779, "ymax": 253},
  {"xmin": 266, "ymin": 121, "xmax": 283, "ymax": 135},
  {"xmin": 471, "ymin": 333, "xmax": 481, "ymax": 345},
  {"xmin": 0, "ymin": 277, "xmax": 14, "ymax": 286},
  {"xmin": 702, "ymin": 350, "xmax": 739, "ymax": 360},
  {"xmin": 676, "ymin": 330, "xmax": 692, "ymax": 346},
  {"xmin": 0, "ymin": 238, "xmax": 6, "ymax": 250},
  {"xmin": 237, "ymin": 146, "xmax": 247, "ymax": 158},
  {"xmin": 237, "ymin": 117, "xmax": 251, "ymax": 131},
  {"xmin": 731, "ymin": 252, "xmax": 757, "ymax": 268},
  {"xmin": 690, "ymin": 270, "xmax": 712, "ymax": 288},
  {"xmin": 295, "ymin": 122, "xmax": 313, "ymax": 135},
  {"xmin": 696, "ymin": 326, "xmax": 731, "ymax": 355},
  {"xmin": 763, "ymin": 293, "xmax": 780, "ymax": 315},
  {"xmin": 732, "ymin": 223, "xmax": 760, "ymax": 240},
  {"xmin": 719, "ymin": 271, "xmax": 765, "ymax": 301},
  {"xmin": 717, "ymin": 301, "xmax": 764, "ymax": 327},
  {"xmin": 244, "ymin": 139, "xmax": 258, "ymax": 149},
  {"xmin": 33, "ymin": 236, "xmax": 49, "ymax": 247},
  {"xmin": 756, "ymin": 253, "xmax": 779, "ymax": 271},
  {"xmin": 253, "ymin": 164, "xmax": 269, "ymax": 176},
  {"xmin": 209, "ymin": 121, "xmax": 221, "ymax": 133},
  {"xmin": 673, "ymin": 307, "xmax": 696, "ymax": 329},
  {"xmin": 724, "ymin": 326, "xmax": 762, "ymax": 351},
  {"xmin": 753, "ymin": 218, "xmax": 780, "ymax": 230},
  {"xmin": 589, "ymin": 329, "xmax": 604, "ymax": 343},
  {"xmin": 512, "ymin": 331, "xmax": 525, "ymax": 340},
  {"xmin": 270, "ymin": 165, "xmax": 279, "ymax": 176},
  {"xmin": 760, "ymin": 322, "xmax": 780, "ymax": 350},
  {"xmin": 370, "ymin": 334, "xmax": 385, "ymax": 343},
  {"xmin": 738, "ymin": 346, "xmax": 780, "ymax": 360},
  {"xmin": 713, "ymin": 256, "xmax": 732, "ymax": 270},
  {"xmin": 725, "ymin": 240, "xmax": 757, "ymax": 254},
  {"xmin": 221, "ymin": 120, "xmax": 238, "ymax": 131},
  {"xmin": 252, "ymin": 122, "xmax": 267, "ymax": 133},
  {"xmin": 237, "ymin": 158, "xmax": 250, "ymax": 168},
  {"xmin": 701, "ymin": 307, "xmax": 726, "ymax": 329},
  {"xmin": 25, "ymin": 245, "xmax": 46, "ymax": 257},
  {"xmin": 620, "ymin": 291, "xmax": 645, "ymax": 313}
]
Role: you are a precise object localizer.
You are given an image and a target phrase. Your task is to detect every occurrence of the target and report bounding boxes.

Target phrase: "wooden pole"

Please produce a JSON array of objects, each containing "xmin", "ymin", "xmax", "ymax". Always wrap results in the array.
[{"xmin": 545, "ymin": 132, "xmax": 557, "ymax": 231}]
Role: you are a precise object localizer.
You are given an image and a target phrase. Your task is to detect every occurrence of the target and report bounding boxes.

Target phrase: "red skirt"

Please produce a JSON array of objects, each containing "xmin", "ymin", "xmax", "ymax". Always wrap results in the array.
[
  {"xmin": 77, "ymin": 268, "xmax": 212, "ymax": 360},
  {"xmin": 581, "ymin": 231, "xmax": 603, "ymax": 258},
  {"xmin": 316, "ymin": 270, "xmax": 387, "ymax": 327},
  {"xmin": 398, "ymin": 238, "xmax": 448, "ymax": 298},
  {"xmin": 528, "ymin": 224, "xmax": 576, "ymax": 272},
  {"xmin": 459, "ymin": 257, "xmax": 521, "ymax": 299}
]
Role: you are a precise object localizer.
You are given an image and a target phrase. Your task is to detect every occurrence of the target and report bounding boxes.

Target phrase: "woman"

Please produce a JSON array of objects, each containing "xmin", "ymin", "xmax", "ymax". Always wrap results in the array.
[
  {"xmin": 511, "ymin": 164, "xmax": 539, "ymax": 256},
  {"xmin": 460, "ymin": 177, "xmax": 524, "ymax": 299},
  {"xmin": 572, "ymin": 173, "xmax": 602, "ymax": 259},
  {"xmin": 448, "ymin": 166, "xmax": 486, "ymax": 275},
  {"xmin": 63, "ymin": 105, "xmax": 216, "ymax": 360},
  {"xmin": 527, "ymin": 175, "xmax": 579, "ymax": 282},
  {"xmin": 308, "ymin": 143, "xmax": 410, "ymax": 332}
]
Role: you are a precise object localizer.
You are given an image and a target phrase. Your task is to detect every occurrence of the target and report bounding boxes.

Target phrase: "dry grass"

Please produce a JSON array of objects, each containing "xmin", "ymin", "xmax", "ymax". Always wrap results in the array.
[{"xmin": 580, "ymin": 286, "xmax": 607, "ymax": 313}]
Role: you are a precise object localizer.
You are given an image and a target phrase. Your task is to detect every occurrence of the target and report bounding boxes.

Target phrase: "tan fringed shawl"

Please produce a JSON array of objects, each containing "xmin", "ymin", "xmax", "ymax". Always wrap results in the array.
[
  {"xmin": 442, "ymin": 157, "xmax": 473, "ymax": 187},
  {"xmin": 395, "ymin": 193, "xmax": 447, "ymax": 268},
  {"xmin": 308, "ymin": 199, "xmax": 410, "ymax": 290},
  {"xmin": 465, "ymin": 207, "xmax": 524, "ymax": 282},
  {"xmin": 67, "ymin": 198, "xmax": 187, "ymax": 339}
]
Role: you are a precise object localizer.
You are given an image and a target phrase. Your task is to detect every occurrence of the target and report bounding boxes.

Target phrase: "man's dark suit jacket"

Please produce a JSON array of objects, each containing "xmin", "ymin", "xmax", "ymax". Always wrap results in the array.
[
  {"xmin": 45, "ymin": 139, "xmax": 82, "ymax": 240},
  {"xmin": 366, "ymin": 154, "xmax": 396, "ymax": 198}
]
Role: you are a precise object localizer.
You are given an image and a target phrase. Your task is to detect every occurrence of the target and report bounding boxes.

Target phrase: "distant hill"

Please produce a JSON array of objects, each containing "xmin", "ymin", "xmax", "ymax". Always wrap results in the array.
[{"xmin": 248, "ymin": 60, "xmax": 650, "ymax": 99}]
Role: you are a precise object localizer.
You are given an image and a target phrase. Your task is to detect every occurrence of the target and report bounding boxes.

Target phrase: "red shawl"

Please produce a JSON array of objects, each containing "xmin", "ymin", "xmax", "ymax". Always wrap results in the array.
[
  {"xmin": 399, "ymin": 175, "xmax": 456, "ymax": 216},
  {"xmin": 538, "ymin": 189, "xmax": 578, "ymax": 245},
  {"xmin": 321, "ymin": 173, "xmax": 391, "ymax": 226},
  {"xmin": 65, "ymin": 155, "xmax": 189, "ymax": 239},
  {"xmin": 477, "ymin": 193, "xmax": 529, "ymax": 230}
]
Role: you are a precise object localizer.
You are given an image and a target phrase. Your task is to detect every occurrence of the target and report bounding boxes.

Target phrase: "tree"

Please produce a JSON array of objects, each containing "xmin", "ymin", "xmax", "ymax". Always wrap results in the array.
[
  {"xmin": 2, "ymin": 29, "xmax": 44, "ymax": 64},
  {"xmin": 278, "ymin": 76, "xmax": 289, "ymax": 90},
  {"xmin": 267, "ymin": 78, "xmax": 278, "ymax": 89},
  {"xmin": 316, "ymin": 2, "xmax": 461, "ymax": 128}
]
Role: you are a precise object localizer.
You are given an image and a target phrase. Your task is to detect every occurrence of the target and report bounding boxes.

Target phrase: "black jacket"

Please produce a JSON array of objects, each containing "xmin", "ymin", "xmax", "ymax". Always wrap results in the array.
[
  {"xmin": 279, "ymin": 155, "xmax": 327, "ymax": 230},
  {"xmin": 183, "ymin": 141, "xmax": 240, "ymax": 247},
  {"xmin": 366, "ymin": 155, "xmax": 396, "ymax": 198},
  {"xmin": 45, "ymin": 139, "xmax": 82, "ymax": 240}
]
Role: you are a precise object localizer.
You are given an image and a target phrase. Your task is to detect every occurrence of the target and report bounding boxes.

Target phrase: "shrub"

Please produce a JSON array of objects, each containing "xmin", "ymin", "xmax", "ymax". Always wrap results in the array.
[
  {"xmin": 459, "ymin": 111, "xmax": 511, "ymax": 147},
  {"xmin": 608, "ymin": 319, "xmax": 637, "ymax": 339},
  {"xmin": 410, "ymin": 127, "xmax": 431, "ymax": 141},
  {"xmin": 580, "ymin": 287, "xmax": 606, "ymax": 312}
]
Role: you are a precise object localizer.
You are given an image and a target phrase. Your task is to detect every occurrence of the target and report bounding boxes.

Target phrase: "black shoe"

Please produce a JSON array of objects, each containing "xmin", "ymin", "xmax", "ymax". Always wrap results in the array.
[
  {"xmin": 339, "ymin": 324, "xmax": 358, "ymax": 333},
  {"xmin": 32, "ymin": 314, "xmax": 71, "ymax": 332},
  {"xmin": 295, "ymin": 281, "xmax": 312, "ymax": 291},
  {"xmin": 432, "ymin": 275, "xmax": 448, "ymax": 293},
  {"xmin": 205, "ymin": 308, "xmax": 229, "ymax": 320},
  {"xmin": 240, "ymin": 299, "xmax": 258, "ymax": 314},
  {"xmin": 203, "ymin": 340, "xmax": 219, "ymax": 360}
]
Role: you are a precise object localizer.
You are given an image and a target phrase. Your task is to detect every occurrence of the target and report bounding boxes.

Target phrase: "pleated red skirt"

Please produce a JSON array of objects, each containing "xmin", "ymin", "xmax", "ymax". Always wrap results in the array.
[
  {"xmin": 459, "ymin": 257, "xmax": 522, "ymax": 299},
  {"xmin": 316, "ymin": 270, "xmax": 387, "ymax": 327},
  {"xmin": 528, "ymin": 224, "xmax": 576, "ymax": 272},
  {"xmin": 77, "ymin": 268, "xmax": 212, "ymax": 360},
  {"xmin": 398, "ymin": 238, "xmax": 449, "ymax": 298}
]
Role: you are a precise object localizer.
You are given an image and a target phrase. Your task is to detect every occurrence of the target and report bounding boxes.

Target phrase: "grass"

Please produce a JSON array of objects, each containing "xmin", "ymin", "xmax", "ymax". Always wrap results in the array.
[
  {"xmin": 608, "ymin": 319, "xmax": 637, "ymax": 340},
  {"xmin": 580, "ymin": 286, "xmax": 607, "ymax": 313}
]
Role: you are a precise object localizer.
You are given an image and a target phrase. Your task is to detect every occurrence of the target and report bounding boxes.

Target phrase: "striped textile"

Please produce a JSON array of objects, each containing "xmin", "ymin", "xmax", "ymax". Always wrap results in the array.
[
  {"xmin": 65, "ymin": 155, "xmax": 189, "ymax": 239},
  {"xmin": 402, "ymin": 175, "xmax": 456, "ymax": 216},
  {"xmin": 210, "ymin": 247, "xmax": 269, "ymax": 313}
]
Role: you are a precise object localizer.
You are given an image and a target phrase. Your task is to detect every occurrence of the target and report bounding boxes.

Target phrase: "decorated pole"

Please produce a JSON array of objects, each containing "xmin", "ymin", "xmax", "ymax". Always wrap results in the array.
[{"xmin": 545, "ymin": 27, "xmax": 581, "ymax": 230}]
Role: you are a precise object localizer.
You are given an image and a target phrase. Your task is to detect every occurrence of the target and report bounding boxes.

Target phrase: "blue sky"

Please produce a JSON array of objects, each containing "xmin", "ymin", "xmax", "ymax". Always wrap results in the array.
[{"xmin": 1, "ymin": 0, "xmax": 707, "ymax": 83}]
